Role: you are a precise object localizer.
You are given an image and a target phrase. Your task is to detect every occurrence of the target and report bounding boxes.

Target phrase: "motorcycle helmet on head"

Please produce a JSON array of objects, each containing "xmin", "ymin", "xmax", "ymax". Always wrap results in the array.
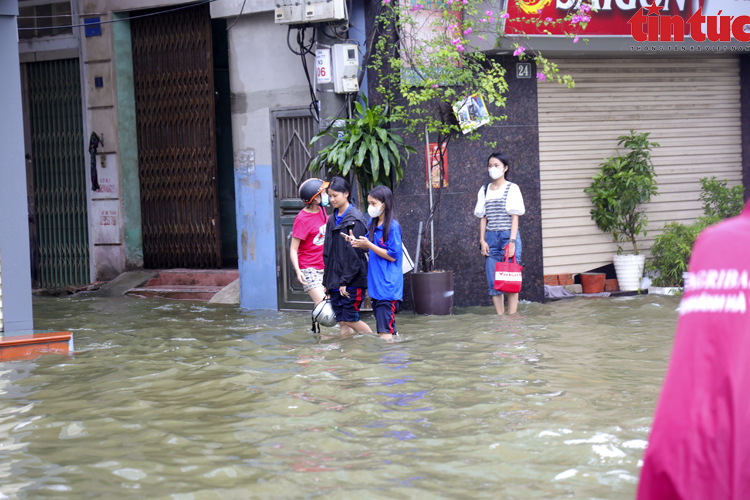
[{"xmin": 299, "ymin": 178, "xmax": 329, "ymax": 204}]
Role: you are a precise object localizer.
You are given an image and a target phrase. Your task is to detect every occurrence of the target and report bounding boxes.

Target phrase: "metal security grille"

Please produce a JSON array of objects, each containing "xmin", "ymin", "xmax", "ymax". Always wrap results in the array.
[
  {"xmin": 26, "ymin": 58, "xmax": 89, "ymax": 288},
  {"xmin": 272, "ymin": 110, "xmax": 319, "ymax": 310},
  {"xmin": 131, "ymin": 3, "xmax": 221, "ymax": 269},
  {"xmin": 276, "ymin": 114, "xmax": 316, "ymax": 200}
]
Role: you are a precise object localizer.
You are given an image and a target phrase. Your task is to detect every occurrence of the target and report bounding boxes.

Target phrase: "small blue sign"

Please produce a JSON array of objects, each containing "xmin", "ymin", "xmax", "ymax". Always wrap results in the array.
[
  {"xmin": 94, "ymin": 77, "xmax": 103, "ymax": 88},
  {"xmin": 84, "ymin": 17, "xmax": 101, "ymax": 37}
]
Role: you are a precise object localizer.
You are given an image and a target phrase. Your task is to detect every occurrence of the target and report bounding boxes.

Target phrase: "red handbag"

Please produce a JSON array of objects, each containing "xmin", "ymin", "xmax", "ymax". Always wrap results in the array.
[{"xmin": 494, "ymin": 245, "xmax": 523, "ymax": 293}]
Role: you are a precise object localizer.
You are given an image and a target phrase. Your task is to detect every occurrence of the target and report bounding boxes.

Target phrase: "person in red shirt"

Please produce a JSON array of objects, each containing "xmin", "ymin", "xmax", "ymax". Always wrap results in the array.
[
  {"xmin": 290, "ymin": 178, "xmax": 329, "ymax": 305},
  {"xmin": 637, "ymin": 202, "xmax": 750, "ymax": 500}
]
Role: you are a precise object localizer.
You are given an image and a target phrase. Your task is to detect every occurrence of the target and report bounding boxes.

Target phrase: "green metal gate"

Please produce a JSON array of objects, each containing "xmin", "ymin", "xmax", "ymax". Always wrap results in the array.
[{"xmin": 25, "ymin": 58, "xmax": 89, "ymax": 288}]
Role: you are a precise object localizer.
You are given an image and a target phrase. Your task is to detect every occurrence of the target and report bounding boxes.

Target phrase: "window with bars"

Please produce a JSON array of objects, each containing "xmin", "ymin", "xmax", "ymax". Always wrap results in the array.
[{"xmin": 17, "ymin": 0, "xmax": 73, "ymax": 39}]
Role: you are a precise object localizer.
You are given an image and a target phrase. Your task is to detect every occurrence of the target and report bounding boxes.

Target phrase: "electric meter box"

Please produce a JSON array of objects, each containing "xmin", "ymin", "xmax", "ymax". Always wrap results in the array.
[
  {"xmin": 274, "ymin": 4, "xmax": 304, "ymax": 24},
  {"xmin": 275, "ymin": 0, "xmax": 347, "ymax": 24},
  {"xmin": 304, "ymin": 0, "xmax": 346, "ymax": 22},
  {"xmin": 331, "ymin": 43, "xmax": 359, "ymax": 94}
]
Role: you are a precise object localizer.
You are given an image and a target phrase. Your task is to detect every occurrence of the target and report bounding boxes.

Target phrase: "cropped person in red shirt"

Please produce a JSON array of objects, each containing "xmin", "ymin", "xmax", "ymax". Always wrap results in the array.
[
  {"xmin": 290, "ymin": 178, "xmax": 329, "ymax": 305},
  {"xmin": 638, "ymin": 202, "xmax": 750, "ymax": 499}
]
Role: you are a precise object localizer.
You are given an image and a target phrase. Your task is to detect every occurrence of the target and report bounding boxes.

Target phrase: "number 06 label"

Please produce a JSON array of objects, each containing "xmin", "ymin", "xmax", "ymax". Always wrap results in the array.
[{"xmin": 316, "ymin": 48, "xmax": 332, "ymax": 85}]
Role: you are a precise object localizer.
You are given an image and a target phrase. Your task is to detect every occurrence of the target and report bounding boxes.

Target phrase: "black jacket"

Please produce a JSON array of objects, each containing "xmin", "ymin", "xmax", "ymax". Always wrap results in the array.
[{"xmin": 322, "ymin": 205, "xmax": 369, "ymax": 290}]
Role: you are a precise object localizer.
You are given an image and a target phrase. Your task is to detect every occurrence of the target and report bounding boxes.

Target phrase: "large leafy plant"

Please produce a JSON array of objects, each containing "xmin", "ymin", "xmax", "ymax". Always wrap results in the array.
[
  {"xmin": 647, "ymin": 222, "xmax": 704, "ymax": 287},
  {"xmin": 309, "ymin": 97, "xmax": 415, "ymax": 193},
  {"xmin": 699, "ymin": 176, "xmax": 745, "ymax": 223},
  {"xmin": 647, "ymin": 176, "xmax": 745, "ymax": 287},
  {"xmin": 584, "ymin": 130, "xmax": 659, "ymax": 255}
]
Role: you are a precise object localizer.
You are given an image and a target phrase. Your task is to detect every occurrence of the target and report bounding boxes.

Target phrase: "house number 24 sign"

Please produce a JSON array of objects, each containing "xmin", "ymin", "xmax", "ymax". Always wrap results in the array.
[{"xmin": 516, "ymin": 62, "xmax": 531, "ymax": 79}]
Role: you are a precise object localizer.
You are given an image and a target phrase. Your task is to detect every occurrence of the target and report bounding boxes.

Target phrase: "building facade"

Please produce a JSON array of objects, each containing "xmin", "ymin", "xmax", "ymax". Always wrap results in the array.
[{"xmin": 10, "ymin": 0, "xmax": 750, "ymax": 311}]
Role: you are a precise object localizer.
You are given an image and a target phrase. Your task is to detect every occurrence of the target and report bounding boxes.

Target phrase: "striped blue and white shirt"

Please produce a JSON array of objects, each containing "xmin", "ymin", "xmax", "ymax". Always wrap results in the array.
[{"xmin": 474, "ymin": 182, "xmax": 525, "ymax": 231}]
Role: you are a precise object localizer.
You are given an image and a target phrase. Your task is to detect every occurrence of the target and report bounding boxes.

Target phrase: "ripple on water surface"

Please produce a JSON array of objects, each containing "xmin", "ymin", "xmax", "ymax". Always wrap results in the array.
[{"xmin": 0, "ymin": 294, "xmax": 679, "ymax": 498}]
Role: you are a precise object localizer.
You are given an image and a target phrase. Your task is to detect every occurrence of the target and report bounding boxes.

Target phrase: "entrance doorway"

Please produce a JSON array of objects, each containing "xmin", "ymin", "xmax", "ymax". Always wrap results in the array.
[
  {"xmin": 272, "ymin": 109, "xmax": 320, "ymax": 310},
  {"xmin": 21, "ymin": 58, "xmax": 89, "ymax": 289},
  {"xmin": 130, "ymin": 2, "xmax": 225, "ymax": 269}
]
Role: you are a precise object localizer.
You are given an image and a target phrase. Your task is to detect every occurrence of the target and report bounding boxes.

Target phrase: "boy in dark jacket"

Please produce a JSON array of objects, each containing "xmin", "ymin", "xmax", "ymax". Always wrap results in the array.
[{"xmin": 322, "ymin": 177, "xmax": 372, "ymax": 335}]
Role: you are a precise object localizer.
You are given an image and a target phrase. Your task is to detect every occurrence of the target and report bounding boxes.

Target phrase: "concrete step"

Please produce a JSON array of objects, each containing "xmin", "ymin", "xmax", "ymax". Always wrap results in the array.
[
  {"xmin": 143, "ymin": 269, "xmax": 239, "ymax": 288},
  {"xmin": 127, "ymin": 285, "xmax": 224, "ymax": 301},
  {"xmin": 127, "ymin": 269, "xmax": 239, "ymax": 301}
]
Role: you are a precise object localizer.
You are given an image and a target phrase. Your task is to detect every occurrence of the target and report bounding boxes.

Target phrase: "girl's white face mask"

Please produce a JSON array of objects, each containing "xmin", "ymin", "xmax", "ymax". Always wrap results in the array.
[
  {"xmin": 368, "ymin": 204, "xmax": 384, "ymax": 218},
  {"xmin": 489, "ymin": 167, "xmax": 505, "ymax": 180},
  {"xmin": 321, "ymin": 194, "xmax": 329, "ymax": 206}
]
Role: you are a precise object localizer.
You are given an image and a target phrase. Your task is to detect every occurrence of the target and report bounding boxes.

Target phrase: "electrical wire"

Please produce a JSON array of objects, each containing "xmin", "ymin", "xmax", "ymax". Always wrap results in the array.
[
  {"xmin": 226, "ymin": 0, "xmax": 248, "ymax": 31},
  {"xmin": 286, "ymin": 26, "xmax": 320, "ymax": 121},
  {"xmin": 16, "ymin": 0, "xmax": 218, "ymax": 30}
]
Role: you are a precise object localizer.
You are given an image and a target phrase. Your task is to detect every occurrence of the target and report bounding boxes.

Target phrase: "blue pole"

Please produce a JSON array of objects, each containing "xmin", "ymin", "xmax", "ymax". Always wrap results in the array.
[
  {"xmin": 233, "ymin": 151, "xmax": 278, "ymax": 310},
  {"xmin": 0, "ymin": 0, "xmax": 34, "ymax": 333}
]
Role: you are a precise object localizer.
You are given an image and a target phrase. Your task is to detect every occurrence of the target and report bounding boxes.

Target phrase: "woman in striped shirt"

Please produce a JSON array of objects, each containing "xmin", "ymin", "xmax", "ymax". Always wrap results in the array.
[{"xmin": 474, "ymin": 152, "xmax": 526, "ymax": 315}]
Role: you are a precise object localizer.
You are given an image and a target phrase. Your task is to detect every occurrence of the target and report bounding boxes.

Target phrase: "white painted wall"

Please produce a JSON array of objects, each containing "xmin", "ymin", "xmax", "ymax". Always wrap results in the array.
[
  {"xmin": 226, "ymin": 11, "xmax": 315, "ymax": 166},
  {"xmin": 78, "ymin": 1, "xmax": 124, "ymax": 281},
  {"xmin": 212, "ymin": 0, "xmax": 276, "ymax": 18}
]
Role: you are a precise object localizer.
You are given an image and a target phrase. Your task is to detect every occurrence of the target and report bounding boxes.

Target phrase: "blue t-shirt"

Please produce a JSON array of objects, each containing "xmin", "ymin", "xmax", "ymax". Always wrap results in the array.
[
  {"xmin": 333, "ymin": 205, "xmax": 351, "ymax": 227},
  {"xmin": 367, "ymin": 219, "xmax": 403, "ymax": 301}
]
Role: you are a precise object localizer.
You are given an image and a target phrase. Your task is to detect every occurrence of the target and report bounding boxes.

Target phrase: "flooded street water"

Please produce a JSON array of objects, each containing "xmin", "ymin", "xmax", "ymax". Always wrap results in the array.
[{"xmin": 0, "ymin": 295, "xmax": 679, "ymax": 499}]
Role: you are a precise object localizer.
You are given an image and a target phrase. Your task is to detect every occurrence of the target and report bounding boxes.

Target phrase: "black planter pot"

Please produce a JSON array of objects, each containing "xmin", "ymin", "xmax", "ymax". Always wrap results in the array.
[{"xmin": 410, "ymin": 271, "xmax": 454, "ymax": 315}]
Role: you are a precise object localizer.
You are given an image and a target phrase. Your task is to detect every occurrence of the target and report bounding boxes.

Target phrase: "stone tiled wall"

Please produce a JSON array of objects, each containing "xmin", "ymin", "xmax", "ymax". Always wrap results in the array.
[{"xmin": 376, "ymin": 57, "xmax": 543, "ymax": 309}]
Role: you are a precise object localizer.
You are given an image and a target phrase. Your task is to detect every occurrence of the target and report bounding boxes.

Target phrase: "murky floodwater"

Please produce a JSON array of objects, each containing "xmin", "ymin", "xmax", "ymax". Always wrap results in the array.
[{"xmin": 0, "ymin": 294, "xmax": 679, "ymax": 499}]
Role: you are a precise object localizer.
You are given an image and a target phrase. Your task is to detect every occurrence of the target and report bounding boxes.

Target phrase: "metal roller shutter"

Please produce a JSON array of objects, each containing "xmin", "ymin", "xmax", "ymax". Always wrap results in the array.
[{"xmin": 538, "ymin": 57, "xmax": 742, "ymax": 275}]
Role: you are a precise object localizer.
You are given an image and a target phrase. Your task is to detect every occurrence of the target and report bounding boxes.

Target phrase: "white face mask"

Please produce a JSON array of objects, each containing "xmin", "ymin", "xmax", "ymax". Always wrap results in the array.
[
  {"xmin": 367, "ymin": 204, "xmax": 384, "ymax": 218},
  {"xmin": 321, "ymin": 194, "xmax": 329, "ymax": 206},
  {"xmin": 489, "ymin": 166, "xmax": 505, "ymax": 180}
]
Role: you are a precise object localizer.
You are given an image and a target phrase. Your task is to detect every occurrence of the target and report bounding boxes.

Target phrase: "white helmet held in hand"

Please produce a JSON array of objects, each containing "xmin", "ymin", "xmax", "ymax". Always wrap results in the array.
[{"xmin": 311, "ymin": 299, "xmax": 337, "ymax": 331}]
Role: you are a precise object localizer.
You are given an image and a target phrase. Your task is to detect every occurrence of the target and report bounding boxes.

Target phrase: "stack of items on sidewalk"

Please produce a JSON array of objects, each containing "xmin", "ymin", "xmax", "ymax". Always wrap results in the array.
[{"xmin": 543, "ymin": 273, "xmax": 617, "ymax": 300}]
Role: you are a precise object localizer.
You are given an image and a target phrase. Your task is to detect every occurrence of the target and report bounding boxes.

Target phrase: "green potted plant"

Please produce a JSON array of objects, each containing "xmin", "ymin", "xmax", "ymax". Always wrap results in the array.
[
  {"xmin": 647, "ymin": 176, "xmax": 745, "ymax": 294},
  {"xmin": 309, "ymin": 96, "xmax": 415, "ymax": 197},
  {"xmin": 584, "ymin": 130, "xmax": 659, "ymax": 291},
  {"xmin": 646, "ymin": 222, "xmax": 702, "ymax": 295}
]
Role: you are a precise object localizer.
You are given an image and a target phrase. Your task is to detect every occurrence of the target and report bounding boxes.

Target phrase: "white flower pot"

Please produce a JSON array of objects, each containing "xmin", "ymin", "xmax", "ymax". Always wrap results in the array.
[{"xmin": 613, "ymin": 254, "xmax": 646, "ymax": 292}]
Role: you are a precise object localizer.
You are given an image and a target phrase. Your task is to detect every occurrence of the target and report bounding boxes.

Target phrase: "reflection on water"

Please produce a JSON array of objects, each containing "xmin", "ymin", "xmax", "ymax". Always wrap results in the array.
[{"xmin": 0, "ymin": 295, "xmax": 678, "ymax": 498}]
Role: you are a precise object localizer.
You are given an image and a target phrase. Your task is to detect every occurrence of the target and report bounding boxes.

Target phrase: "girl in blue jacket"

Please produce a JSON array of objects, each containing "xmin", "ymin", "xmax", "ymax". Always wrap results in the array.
[{"xmin": 350, "ymin": 186, "xmax": 403, "ymax": 340}]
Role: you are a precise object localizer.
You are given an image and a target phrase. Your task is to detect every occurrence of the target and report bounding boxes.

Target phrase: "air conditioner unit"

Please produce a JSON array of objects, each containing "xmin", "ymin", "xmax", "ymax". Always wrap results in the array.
[{"xmin": 304, "ymin": 0, "xmax": 347, "ymax": 23}]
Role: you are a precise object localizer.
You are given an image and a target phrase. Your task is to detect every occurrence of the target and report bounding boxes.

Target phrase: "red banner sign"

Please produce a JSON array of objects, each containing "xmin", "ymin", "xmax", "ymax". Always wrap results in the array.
[{"xmin": 505, "ymin": 0, "xmax": 749, "ymax": 40}]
